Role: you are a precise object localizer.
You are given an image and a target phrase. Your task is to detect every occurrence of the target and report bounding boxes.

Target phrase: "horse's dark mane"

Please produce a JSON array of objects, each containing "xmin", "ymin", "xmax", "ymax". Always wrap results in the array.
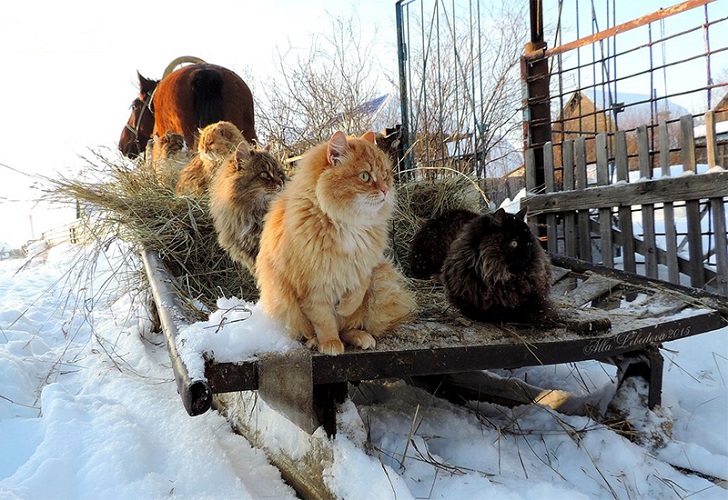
[{"xmin": 191, "ymin": 69, "xmax": 224, "ymax": 130}]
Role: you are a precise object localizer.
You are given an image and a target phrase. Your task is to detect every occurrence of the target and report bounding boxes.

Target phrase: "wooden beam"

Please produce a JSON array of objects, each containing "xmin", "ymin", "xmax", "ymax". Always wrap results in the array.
[
  {"xmin": 409, "ymin": 372, "xmax": 585, "ymax": 415},
  {"xmin": 141, "ymin": 250, "xmax": 212, "ymax": 416},
  {"xmin": 549, "ymin": 254, "xmax": 727, "ymax": 312},
  {"xmin": 205, "ymin": 310, "xmax": 724, "ymax": 393},
  {"xmin": 682, "ymin": 115, "xmax": 705, "ymax": 287},
  {"xmin": 659, "ymin": 121, "xmax": 680, "ymax": 283},
  {"xmin": 705, "ymin": 110, "xmax": 718, "ymax": 169},
  {"xmin": 527, "ymin": 0, "xmax": 715, "ymax": 60},
  {"xmin": 522, "ymin": 170, "xmax": 728, "ymax": 213}
]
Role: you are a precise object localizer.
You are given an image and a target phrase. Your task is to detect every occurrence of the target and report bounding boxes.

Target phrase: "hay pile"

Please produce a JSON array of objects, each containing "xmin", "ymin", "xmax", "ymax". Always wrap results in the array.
[
  {"xmin": 391, "ymin": 175, "xmax": 484, "ymax": 272},
  {"xmin": 48, "ymin": 152, "xmax": 256, "ymax": 319},
  {"xmin": 49, "ymin": 152, "xmax": 483, "ymax": 319}
]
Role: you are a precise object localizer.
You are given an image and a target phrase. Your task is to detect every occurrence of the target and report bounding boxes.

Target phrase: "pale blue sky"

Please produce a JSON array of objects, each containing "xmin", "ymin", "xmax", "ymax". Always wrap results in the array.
[
  {"xmin": 0, "ymin": 0, "xmax": 398, "ymax": 245},
  {"xmin": 550, "ymin": 1, "xmax": 727, "ymax": 111},
  {"xmin": 0, "ymin": 0, "xmax": 724, "ymax": 247}
]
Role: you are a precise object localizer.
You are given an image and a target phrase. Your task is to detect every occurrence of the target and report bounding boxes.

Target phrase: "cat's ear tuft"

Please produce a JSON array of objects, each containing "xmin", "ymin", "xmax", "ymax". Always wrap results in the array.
[
  {"xmin": 492, "ymin": 208, "xmax": 510, "ymax": 226},
  {"xmin": 327, "ymin": 131, "xmax": 348, "ymax": 166},
  {"xmin": 516, "ymin": 207, "xmax": 528, "ymax": 221},
  {"xmin": 361, "ymin": 131, "xmax": 376, "ymax": 143},
  {"xmin": 235, "ymin": 140, "xmax": 251, "ymax": 168}
]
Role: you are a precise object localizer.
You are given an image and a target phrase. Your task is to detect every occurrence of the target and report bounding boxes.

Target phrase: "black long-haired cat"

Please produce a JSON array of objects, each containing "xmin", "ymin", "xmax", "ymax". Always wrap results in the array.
[
  {"xmin": 441, "ymin": 207, "xmax": 553, "ymax": 323},
  {"xmin": 409, "ymin": 208, "xmax": 478, "ymax": 279}
]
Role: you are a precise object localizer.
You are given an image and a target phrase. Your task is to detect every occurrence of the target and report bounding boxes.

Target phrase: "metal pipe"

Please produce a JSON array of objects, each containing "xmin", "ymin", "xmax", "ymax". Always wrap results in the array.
[
  {"xmin": 396, "ymin": 0, "xmax": 413, "ymax": 180},
  {"xmin": 141, "ymin": 249, "xmax": 212, "ymax": 416}
]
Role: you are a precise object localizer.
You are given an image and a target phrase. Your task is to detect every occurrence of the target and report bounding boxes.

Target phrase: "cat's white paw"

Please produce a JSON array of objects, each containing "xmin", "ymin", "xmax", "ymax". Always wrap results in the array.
[{"xmin": 341, "ymin": 329, "xmax": 376, "ymax": 350}]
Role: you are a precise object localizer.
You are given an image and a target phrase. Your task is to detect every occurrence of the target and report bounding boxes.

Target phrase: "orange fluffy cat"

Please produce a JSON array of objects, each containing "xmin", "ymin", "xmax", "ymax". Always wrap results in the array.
[
  {"xmin": 176, "ymin": 121, "xmax": 244, "ymax": 196},
  {"xmin": 256, "ymin": 131, "xmax": 416, "ymax": 355}
]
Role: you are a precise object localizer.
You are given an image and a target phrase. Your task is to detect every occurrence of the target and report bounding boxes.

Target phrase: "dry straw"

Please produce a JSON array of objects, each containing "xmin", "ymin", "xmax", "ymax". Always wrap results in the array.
[
  {"xmin": 47, "ymin": 151, "xmax": 256, "ymax": 320},
  {"xmin": 47, "ymin": 151, "xmax": 482, "ymax": 318},
  {"xmin": 392, "ymin": 173, "xmax": 484, "ymax": 272}
]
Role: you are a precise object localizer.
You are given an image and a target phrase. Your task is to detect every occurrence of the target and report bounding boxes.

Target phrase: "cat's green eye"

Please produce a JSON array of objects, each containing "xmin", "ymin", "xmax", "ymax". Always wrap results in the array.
[
  {"xmin": 260, "ymin": 172, "xmax": 270, "ymax": 179},
  {"xmin": 359, "ymin": 171, "xmax": 371, "ymax": 182}
]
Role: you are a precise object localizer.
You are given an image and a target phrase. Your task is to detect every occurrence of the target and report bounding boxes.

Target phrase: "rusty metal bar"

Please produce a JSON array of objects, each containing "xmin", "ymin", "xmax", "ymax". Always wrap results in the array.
[{"xmin": 526, "ymin": 0, "xmax": 715, "ymax": 60}]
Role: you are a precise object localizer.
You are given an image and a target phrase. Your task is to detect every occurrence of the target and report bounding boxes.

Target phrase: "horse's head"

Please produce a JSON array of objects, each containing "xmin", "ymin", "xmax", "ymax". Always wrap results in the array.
[{"xmin": 119, "ymin": 72, "xmax": 158, "ymax": 158}]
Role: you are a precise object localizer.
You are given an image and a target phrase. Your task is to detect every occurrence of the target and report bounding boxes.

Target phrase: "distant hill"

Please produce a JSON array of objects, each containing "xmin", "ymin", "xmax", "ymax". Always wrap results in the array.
[{"xmin": 592, "ymin": 90, "xmax": 690, "ymax": 124}]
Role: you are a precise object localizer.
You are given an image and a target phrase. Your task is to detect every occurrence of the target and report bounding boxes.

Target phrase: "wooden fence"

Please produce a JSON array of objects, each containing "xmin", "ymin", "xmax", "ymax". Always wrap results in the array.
[{"xmin": 523, "ymin": 112, "xmax": 728, "ymax": 296}]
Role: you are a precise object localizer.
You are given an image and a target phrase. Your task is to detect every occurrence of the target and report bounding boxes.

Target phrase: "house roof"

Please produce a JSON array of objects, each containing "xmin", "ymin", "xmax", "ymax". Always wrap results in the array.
[{"xmin": 322, "ymin": 94, "xmax": 392, "ymax": 130}]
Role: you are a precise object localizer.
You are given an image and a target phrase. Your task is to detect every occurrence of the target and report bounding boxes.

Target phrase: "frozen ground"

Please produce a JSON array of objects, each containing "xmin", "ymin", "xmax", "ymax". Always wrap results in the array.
[{"xmin": 0, "ymin": 242, "xmax": 726, "ymax": 499}]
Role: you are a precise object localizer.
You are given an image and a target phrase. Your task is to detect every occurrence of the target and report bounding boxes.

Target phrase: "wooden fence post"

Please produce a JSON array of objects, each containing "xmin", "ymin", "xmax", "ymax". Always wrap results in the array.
[
  {"xmin": 659, "ymin": 120, "xmax": 679, "ymax": 283},
  {"xmin": 596, "ymin": 133, "xmax": 613, "ymax": 267},
  {"xmin": 575, "ymin": 137, "xmax": 592, "ymax": 262},
  {"xmin": 680, "ymin": 115, "xmax": 705, "ymax": 288},
  {"xmin": 615, "ymin": 131, "xmax": 636, "ymax": 275},
  {"xmin": 563, "ymin": 140, "xmax": 578, "ymax": 258},
  {"xmin": 638, "ymin": 125, "xmax": 658, "ymax": 278}
]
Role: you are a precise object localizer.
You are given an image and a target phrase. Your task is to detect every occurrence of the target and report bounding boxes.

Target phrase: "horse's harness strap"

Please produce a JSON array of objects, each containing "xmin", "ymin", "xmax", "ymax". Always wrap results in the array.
[{"xmin": 127, "ymin": 91, "xmax": 155, "ymax": 145}]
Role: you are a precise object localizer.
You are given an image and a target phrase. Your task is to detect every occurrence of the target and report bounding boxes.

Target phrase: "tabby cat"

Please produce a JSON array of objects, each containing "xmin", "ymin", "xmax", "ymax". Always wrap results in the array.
[
  {"xmin": 176, "ymin": 121, "xmax": 244, "ymax": 196},
  {"xmin": 441, "ymin": 207, "xmax": 553, "ymax": 323},
  {"xmin": 409, "ymin": 208, "xmax": 478, "ymax": 279},
  {"xmin": 256, "ymin": 131, "xmax": 416, "ymax": 355},
  {"xmin": 149, "ymin": 131, "xmax": 188, "ymax": 189},
  {"xmin": 150, "ymin": 131, "xmax": 187, "ymax": 163},
  {"xmin": 208, "ymin": 140, "xmax": 287, "ymax": 275}
]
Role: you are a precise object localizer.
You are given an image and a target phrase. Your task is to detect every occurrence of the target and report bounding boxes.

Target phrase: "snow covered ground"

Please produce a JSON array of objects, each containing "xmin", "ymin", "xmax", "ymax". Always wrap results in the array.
[{"xmin": 0, "ymin": 241, "xmax": 726, "ymax": 499}]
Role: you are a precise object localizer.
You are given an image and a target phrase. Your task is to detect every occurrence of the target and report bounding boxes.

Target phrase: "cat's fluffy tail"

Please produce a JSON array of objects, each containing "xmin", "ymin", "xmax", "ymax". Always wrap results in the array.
[{"xmin": 345, "ymin": 260, "xmax": 417, "ymax": 338}]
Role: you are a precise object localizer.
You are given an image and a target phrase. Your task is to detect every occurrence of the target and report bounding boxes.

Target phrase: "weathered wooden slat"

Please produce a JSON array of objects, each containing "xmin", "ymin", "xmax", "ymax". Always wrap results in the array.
[
  {"xmin": 614, "ymin": 131, "xmax": 636, "ymax": 274},
  {"xmin": 212, "ymin": 391, "xmax": 338, "ymax": 500},
  {"xmin": 659, "ymin": 120, "xmax": 680, "ymax": 283},
  {"xmin": 685, "ymin": 230, "xmax": 710, "ymax": 282},
  {"xmin": 543, "ymin": 142, "xmax": 558, "ymax": 253},
  {"xmin": 521, "ymin": 169, "xmax": 728, "ymax": 213},
  {"xmin": 551, "ymin": 265, "xmax": 572, "ymax": 283},
  {"xmin": 588, "ymin": 218, "xmax": 718, "ymax": 286},
  {"xmin": 409, "ymin": 372, "xmax": 583, "ymax": 415},
  {"xmin": 562, "ymin": 140, "xmax": 578, "ymax": 257},
  {"xmin": 705, "ymin": 110, "xmax": 718, "ymax": 169},
  {"xmin": 637, "ymin": 126, "xmax": 658, "ymax": 278},
  {"xmin": 575, "ymin": 137, "xmax": 592, "ymax": 261},
  {"xmin": 525, "ymin": 147, "xmax": 537, "ymax": 192},
  {"xmin": 141, "ymin": 250, "xmax": 212, "ymax": 416},
  {"xmin": 634, "ymin": 291, "xmax": 701, "ymax": 318},
  {"xmin": 557, "ymin": 273, "xmax": 622, "ymax": 307},
  {"xmin": 681, "ymin": 115, "xmax": 697, "ymax": 173},
  {"xmin": 258, "ymin": 349, "xmax": 318, "ymax": 434},
  {"xmin": 205, "ymin": 359, "xmax": 257, "ymax": 394},
  {"xmin": 710, "ymin": 197, "xmax": 728, "ymax": 295},
  {"xmin": 549, "ymin": 253, "xmax": 727, "ymax": 314},
  {"xmin": 681, "ymin": 115, "xmax": 706, "ymax": 288},
  {"xmin": 596, "ymin": 133, "xmax": 613, "ymax": 267},
  {"xmin": 551, "ymin": 275, "xmax": 578, "ymax": 298}
]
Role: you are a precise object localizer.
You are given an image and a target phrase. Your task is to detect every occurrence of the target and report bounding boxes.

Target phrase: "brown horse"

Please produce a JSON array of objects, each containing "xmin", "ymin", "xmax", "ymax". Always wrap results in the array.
[{"xmin": 119, "ymin": 62, "xmax": 257, "ymax": 158}]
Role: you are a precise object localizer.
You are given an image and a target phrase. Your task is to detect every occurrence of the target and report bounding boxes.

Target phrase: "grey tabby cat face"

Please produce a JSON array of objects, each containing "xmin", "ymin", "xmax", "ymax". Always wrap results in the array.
[{"xmin": 236, "ymin": 149, "xmax": 287, "ymax": 195}]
